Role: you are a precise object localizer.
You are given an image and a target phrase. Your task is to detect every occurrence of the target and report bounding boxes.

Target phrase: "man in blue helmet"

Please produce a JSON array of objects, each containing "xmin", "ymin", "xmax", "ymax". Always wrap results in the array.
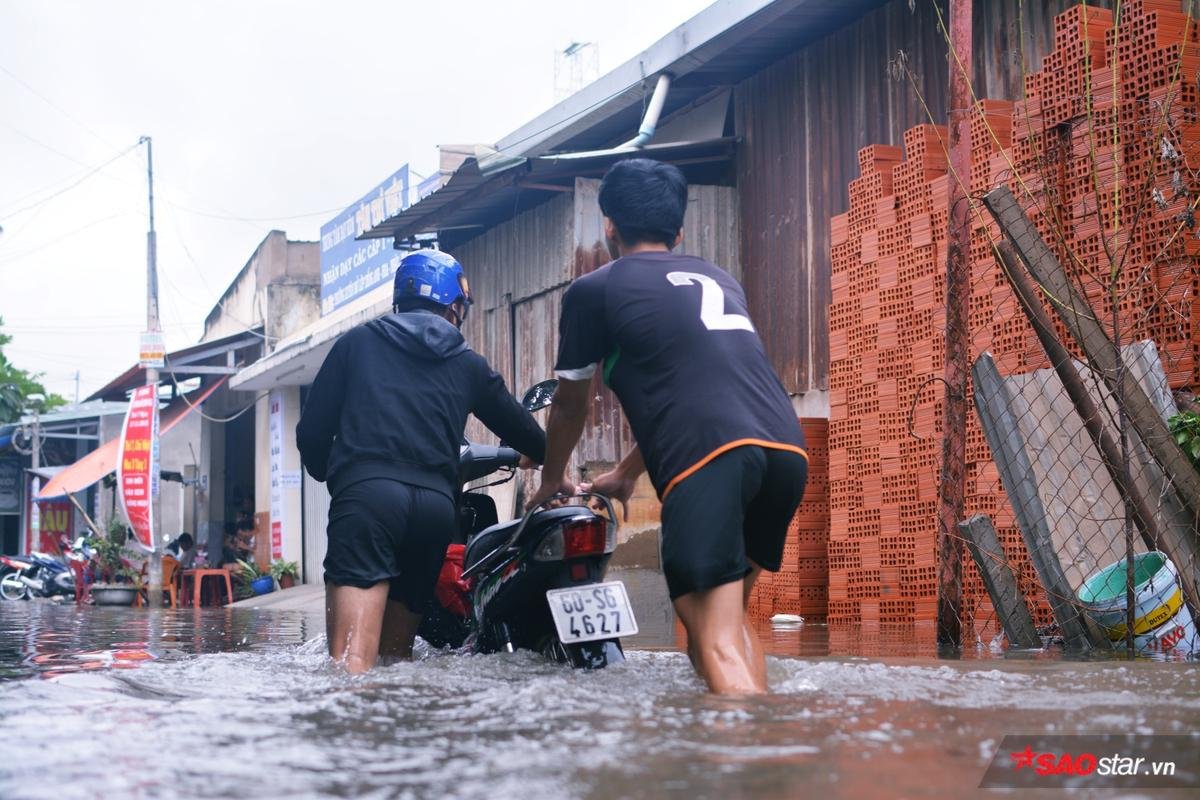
[{"xmin": 297, "ymin": 249, "xmax": 546, "ymax": 673}]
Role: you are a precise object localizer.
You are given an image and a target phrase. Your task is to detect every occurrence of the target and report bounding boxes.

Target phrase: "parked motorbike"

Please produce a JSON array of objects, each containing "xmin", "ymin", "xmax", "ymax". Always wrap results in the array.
[
  {"xmin": 0, "ymin": 537, "xmax": 90, "ymax": 601},
  {"xmin": 418, "ymin": 379, "xmax": 638, "ymax": 669}
]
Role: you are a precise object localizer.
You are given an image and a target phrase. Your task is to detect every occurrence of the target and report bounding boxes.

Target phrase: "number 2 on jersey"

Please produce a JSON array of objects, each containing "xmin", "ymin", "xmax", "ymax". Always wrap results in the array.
[{"xmin": 666, "ymin": 271, "xmax": 755, "ymax": 332}]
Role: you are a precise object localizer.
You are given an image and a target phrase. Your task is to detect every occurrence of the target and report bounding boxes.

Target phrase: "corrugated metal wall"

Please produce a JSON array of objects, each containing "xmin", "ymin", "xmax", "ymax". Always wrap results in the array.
[
  {"xmin": 571, "ymin": 177, "xmax": 742, "ymax": 472},
  {"xmin": 455, "ymin": 192, "xmax": 575, "ymax": 447},
  {"xmin": 453, "ymin": 177, "xmax": 740, "ymax": 479},
  {"xmin": 735, "ymin": 0, "xmax": 1106, "ymax": 395}
]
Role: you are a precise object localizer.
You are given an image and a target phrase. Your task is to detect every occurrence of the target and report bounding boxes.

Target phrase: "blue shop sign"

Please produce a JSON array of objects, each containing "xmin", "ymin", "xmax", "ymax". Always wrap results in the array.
[{"xmin": 319, "ymin": 165, "xmax": 410, "ymax": 315}]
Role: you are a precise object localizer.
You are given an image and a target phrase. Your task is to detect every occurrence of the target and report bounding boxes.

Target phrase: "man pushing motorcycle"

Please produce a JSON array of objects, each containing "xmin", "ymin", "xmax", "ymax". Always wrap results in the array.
[
  {"xmin": 297, "ymin": 250, "xmax": 545, "ymax": 673},
  {"xmin": 528, "ymin": 158, "xmax": 808, "ymax": 695}
]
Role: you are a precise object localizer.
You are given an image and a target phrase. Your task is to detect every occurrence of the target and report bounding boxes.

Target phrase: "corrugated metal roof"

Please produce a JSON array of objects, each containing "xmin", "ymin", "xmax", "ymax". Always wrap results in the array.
[
  {"xmin": 87, "ymin": 329, "xmax": 264, "ymax": 401},
  {"xmin": 360, "ymin": 0, "xmax": 886, "ymax": 244},
  {"xmin": 495, "ymin": 0, "xmax": 888, "ymax": 157},
  {"xmin": 362, "ymin": 137, "xmax": 737, "ymax": 242}
]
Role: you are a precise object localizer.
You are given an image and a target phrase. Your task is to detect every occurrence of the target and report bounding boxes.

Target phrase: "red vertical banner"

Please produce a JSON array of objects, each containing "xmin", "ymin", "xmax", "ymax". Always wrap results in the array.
[
  {"xmin": 36, "ymin": 499, "xmax": 72, "ymax": 553},
  {"xmin": 117, "ymin": 384, "xmax": 159, "ymax": 550}
]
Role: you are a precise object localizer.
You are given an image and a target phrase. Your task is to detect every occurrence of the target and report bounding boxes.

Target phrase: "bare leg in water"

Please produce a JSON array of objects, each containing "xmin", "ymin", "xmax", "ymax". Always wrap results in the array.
[
  {"xmin": 673, "ymin": 574, "xmax": 767, "ymax": 695},
  {"xmin": 378, "ymin": 599, "xmax": 423, "ymax": 661},
  {"xmin": 742, "ymin": 561, "xmax": 767, "ymax": 689},
  {"xmin": 326, "ymin": 582, "xmax": 389, "ymax": 674}
]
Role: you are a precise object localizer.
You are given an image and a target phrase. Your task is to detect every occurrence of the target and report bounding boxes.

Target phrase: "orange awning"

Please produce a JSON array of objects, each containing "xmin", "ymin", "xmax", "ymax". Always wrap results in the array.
[{"xmin": 37, "ymin": 378, "xmax": 228, "ymax": 500}]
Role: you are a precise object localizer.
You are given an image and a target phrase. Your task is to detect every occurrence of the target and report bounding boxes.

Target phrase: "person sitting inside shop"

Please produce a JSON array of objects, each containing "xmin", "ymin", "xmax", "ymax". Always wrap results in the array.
[
  {"xmin": 165, "ymin": 532, "xmax": 196, "ymax": 569},
  {"xmin": 220, "ymin": 528, "xmax": 249, "ymax": 570}
]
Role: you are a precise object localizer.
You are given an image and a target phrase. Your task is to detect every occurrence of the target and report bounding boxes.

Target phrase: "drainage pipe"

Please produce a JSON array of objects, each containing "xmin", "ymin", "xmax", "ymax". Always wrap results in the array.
[{"xmin": 619, "ymin": 73, "xmax": 672, "ymax": 149}]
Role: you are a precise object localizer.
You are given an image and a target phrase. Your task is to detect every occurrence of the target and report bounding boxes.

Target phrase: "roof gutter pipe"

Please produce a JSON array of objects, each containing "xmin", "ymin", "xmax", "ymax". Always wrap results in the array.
[{"xmin": 619, "ymin": 73, "xmax": 672, "ymax": 149}]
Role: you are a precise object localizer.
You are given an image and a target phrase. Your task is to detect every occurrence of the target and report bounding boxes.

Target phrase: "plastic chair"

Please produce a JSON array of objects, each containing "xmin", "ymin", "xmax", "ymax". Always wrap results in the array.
[
  {"xmin": 182, "ymin": 568, "xmax": 235, "ymax": 607},
  {"xmin": 68, "ymin": 560, "xmax": 90, "ymax": 605},
  {"xmin": 161, "ymin": 556, "xmax": 180, "ymax": 608},
  {"xmin": 135, "ymin": 556, "xmax": 181, "ymax": 608}
]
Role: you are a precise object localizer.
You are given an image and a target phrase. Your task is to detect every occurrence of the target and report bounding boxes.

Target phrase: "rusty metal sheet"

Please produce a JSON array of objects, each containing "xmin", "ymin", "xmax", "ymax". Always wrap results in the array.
[{"xmin": 453, "ymin": 191, "xmax": 574, "ymax": 312}]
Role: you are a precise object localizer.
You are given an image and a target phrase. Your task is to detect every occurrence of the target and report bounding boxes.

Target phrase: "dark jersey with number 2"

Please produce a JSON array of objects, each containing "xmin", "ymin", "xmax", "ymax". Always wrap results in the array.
[{"xmin": 554, "ymin": 251, "xmax": 806, "ymax": 499}]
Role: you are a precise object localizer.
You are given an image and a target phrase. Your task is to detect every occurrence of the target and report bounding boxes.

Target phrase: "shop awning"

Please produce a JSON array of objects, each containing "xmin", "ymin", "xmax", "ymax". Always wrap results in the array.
[
  {"xmin": 37, "ymin": 378, "xmax": 227, "ymax": 500},
  {"xmin": 230, "ymin": 282, "xmax": 393, "ymax": 391},
  {"xmin": 88, "ymin": 330, "xmax": 261, "ymax": 402}
]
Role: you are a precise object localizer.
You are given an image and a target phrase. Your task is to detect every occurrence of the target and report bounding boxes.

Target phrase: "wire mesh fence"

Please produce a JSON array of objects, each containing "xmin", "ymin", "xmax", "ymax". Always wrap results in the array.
[{"xmin": 825, "ymin": 0, "xmax": 1200, "ymax": 654}]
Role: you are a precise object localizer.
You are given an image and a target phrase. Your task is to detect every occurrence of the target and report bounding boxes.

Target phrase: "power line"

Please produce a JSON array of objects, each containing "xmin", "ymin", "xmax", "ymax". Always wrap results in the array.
[
  {"xmin": 163, "ymin": 198, "xmax": 350, "ymax": 223},
  {"xmin": 0, "ymin": 118, "xmax": 109, "ymax": 173},
  {"xmin": 162, "ymin": 205, "xmax": 275, "ymax": 342},
  {"xmin": 0, "ymin": 61, "xmax": 123, "ymax": 153},
  {"xmin": 0, "ymin": 142, "xmax": 140, "ymax": 220},
  {"xmin": 0, "ymin": 212, "xmax": 135, "ymax": 265}
]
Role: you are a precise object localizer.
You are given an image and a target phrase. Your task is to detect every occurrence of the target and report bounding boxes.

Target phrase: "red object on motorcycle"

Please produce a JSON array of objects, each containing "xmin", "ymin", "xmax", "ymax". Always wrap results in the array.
[
  {"xmin": 434, "ymin": 544, "xmax": 472, "ymax": 617},
  {"xmin": 562, "ymin": 519, "xmax": 607, "ymax": 559}
]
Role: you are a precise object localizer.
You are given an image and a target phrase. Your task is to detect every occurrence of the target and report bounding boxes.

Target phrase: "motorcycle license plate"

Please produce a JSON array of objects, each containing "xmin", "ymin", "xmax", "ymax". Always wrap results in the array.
[{"xmin": 546, "ymin": 581, "xmax": 638, "ymax": 644}]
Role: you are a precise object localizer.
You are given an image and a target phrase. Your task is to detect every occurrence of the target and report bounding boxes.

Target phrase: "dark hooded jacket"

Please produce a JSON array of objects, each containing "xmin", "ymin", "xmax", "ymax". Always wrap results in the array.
[{"xmin": 296, "ymin": 311, "xmax": 546, "ymax": 500}]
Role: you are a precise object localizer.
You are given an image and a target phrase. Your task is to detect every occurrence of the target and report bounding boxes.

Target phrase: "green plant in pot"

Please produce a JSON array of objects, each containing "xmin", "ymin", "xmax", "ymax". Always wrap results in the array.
[
  {"xmin": 87, "ymin": 519, "xmax": 143, "ymax": 606},
  {"xmin": 269, "ymin": 559, "xmax": 299, "ymax": 589},
  {"xmin": 236, "ymin": 559, "xmax": 275, "ymax": 597}
]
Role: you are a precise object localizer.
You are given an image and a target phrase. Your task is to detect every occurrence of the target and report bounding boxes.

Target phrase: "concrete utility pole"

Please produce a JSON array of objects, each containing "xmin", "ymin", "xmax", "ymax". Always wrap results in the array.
[
  {"xmin": 140, "ymin": 135, "xmax": 163, "ymax": 608},
  {"xmin": 936, "ymin": 0, "xmax": 972, "ymax": 648}
]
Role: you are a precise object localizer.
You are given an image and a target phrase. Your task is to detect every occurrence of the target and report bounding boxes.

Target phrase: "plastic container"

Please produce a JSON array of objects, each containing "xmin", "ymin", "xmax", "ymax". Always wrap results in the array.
[
  {"xmin": 250, "ymin": 575, "xmax": 275, "ymax": 596},
  {"xmin": 1078, "ymin": 551, "xmax": 1197, "ymax": 653}
]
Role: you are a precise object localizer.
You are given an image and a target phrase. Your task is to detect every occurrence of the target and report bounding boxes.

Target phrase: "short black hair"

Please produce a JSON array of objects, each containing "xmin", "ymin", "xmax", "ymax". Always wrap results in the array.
[
  {"xmin": 177, "ymin": 533, "xmax": 194, "ymax": 549},
  {"xmin": 598, "ymin": 158, "xmax": 687, "ymax": 248},
  {"xmin": 236, "ymin": 518, "xmax": 255, "ymax": 532},
  {"xmin": 393, "ymin": 296, "xmax": 447, "ymax": 314}
]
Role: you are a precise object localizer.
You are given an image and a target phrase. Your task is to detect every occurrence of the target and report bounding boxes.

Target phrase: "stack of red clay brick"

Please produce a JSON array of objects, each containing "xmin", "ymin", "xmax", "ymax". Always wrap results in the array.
[
  {"xmin": 827, "ymin": 0, "xmax": 1199, "ymax": 634},
  {"xmin": 748, "ymin": 419, "xmax": 829, "ymax": 620},
  {"xmin": 1010, "ymin": 1, "xmax": 1200, "ymax": 386}
]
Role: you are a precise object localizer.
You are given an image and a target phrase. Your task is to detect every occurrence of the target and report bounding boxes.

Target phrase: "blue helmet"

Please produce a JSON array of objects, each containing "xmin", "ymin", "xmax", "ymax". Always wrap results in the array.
[{"xmin": 393, "ymin": 249, "xmax": 472, "ymax": 311}]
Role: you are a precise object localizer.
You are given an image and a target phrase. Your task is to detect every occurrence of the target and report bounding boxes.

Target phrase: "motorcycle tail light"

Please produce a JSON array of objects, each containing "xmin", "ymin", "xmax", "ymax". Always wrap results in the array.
[
  {"xmin": 562, "ymin": 518, "xmax": 608, "ymax": 559},
  {"xmin": 532, "ymin": 517, "xmax": 615, "ymax": 562}
]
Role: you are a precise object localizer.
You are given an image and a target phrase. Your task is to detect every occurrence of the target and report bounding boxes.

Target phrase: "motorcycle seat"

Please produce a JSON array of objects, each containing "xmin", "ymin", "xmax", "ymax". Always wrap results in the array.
[
  {"xmin": 463, "ymin": 507, "xmax": 592, "ymax": 572},
  {"xmin": 464, "ymin": 520, "xmax": 520, "ymax": 571}
]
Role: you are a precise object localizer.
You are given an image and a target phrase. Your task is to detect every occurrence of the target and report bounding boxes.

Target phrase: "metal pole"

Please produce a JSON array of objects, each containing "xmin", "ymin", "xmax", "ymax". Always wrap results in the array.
[
  {"xmin": 936, "ymin": 0, "xmax": 972, "ymax": 647},
  {"xmin": 140, "ymin": 135, "xmax": 162, "ymax": 608},
  {"xmin": 30, "ymin": 407, "xmax": 40, "ymax": 472}
]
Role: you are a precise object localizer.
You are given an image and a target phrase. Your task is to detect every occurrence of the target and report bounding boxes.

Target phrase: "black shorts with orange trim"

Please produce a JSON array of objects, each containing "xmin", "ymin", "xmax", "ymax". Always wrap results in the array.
[{"xmin": 659, "ymin": 445, "xmax": 807, "ymax": 600}]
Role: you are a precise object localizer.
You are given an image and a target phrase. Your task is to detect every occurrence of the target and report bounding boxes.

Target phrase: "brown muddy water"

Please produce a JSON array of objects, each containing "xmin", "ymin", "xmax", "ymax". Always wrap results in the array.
[{"xmin": 0, "ymin": 572, "xmax": 1196, "ymax": 800}]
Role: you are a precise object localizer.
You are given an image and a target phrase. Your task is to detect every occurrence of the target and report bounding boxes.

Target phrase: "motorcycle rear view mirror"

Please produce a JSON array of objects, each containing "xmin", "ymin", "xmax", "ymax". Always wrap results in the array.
[{"xmin": 521, "ymin": 379, "xmax": 558, "ymax": 412}]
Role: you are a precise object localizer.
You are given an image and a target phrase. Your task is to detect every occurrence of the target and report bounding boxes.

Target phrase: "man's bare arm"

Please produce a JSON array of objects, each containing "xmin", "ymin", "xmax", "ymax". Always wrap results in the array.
[{"xmin": 527, "ymin": 378, "xmax": 591, "ymax": 509}]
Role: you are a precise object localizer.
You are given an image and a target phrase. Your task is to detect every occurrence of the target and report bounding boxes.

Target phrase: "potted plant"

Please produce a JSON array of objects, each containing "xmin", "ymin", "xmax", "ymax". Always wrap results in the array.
[
  {"xmin": 237, "ymin": 559, "xmax": 275, "ymax": 596},
  {"xmin": 88, "ymin": 521, "xmax": 141, "ymax": 606},
  {"xmin": 269, "ymin": 559, "xmax": 299, "ymax": 589}
]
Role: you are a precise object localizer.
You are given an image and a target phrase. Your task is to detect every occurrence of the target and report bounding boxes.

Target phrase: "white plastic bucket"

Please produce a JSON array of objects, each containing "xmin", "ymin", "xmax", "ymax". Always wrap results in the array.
[{"xmin": 1077, "ymin": 551, "xmax": 1197, "ymax": 654}]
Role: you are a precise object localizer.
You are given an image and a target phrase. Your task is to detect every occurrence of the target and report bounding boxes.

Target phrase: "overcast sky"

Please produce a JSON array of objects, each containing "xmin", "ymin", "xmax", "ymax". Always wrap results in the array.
[{"xmin": 0, "ymin": 0, "xmax": 712, "ymax": 400}]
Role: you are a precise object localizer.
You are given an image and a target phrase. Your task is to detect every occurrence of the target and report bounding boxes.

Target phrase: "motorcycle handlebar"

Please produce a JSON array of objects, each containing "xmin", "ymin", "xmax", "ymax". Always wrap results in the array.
[{"xmin": 458, "ymin": 442, "xmax": 521, "ymax": 484}]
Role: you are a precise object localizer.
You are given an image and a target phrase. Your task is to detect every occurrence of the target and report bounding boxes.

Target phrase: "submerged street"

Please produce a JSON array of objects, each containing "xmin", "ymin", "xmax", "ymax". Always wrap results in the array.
[
  {"xmin": 2, "ymin": 599, "xmax": 1196, "ymax": 799},
  {"xmin": 4, "ymin": 1, "xmax": 1200, "ymax": 797}
]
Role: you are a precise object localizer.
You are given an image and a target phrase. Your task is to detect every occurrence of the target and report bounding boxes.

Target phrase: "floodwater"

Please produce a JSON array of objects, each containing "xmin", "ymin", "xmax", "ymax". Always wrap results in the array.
[{"xmin": 0, "ymin": 596, "xmax": 1197, "ymax": 800}]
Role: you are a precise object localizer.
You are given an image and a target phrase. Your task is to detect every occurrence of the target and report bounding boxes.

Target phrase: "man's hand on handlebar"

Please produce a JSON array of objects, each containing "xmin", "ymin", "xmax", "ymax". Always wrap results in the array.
[{"xmin": 517, "ymin": 454, "xmax": 539, "ymax": 470}]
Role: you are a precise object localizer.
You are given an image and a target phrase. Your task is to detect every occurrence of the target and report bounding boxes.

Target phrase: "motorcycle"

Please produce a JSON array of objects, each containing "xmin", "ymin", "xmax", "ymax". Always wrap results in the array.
[
  {"xmin": 418, "ymin": 379, "xmax": 639, "ymax": 669},
  {"xmin": 0, "ymin": 537, "xmax": 91, "ymax": 601}
]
